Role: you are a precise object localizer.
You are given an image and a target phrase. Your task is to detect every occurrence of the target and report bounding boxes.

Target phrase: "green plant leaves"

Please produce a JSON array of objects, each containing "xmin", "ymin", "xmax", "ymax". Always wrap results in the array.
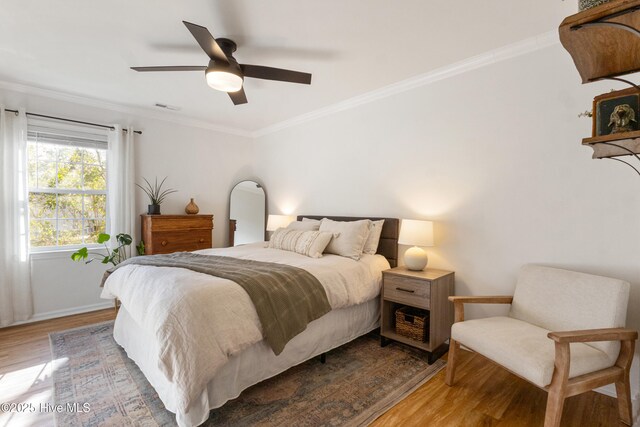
[
  {"xmin": 70, "ymin": 232, "xmax": 135, "ymax": 267},
  {"xmin": 116, "ymin": 233, "xmax": 132, "ymax": 245},
  {"xmin": 136, "ymin": 240, "xmax": 145, "ymax": 256},
  {"xmin": 70, "ymin": 247, "xmax": 88, "ymax": 261},
  {"xmin": 136, "ymin": 176, "xmax": 177, "ymax": 205}
]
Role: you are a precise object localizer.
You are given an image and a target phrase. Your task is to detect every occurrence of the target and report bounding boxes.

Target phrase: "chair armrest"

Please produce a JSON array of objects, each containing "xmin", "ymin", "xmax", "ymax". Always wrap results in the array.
[
  {"xmin": 449, "ymin": 296, "xmax": 513, "ymax": 322},
  {"xmin": 548, "ymin": 328, "xmax": 638, "ymax": 344},
  {"xmin": 547, "ymin": 328, "xmax": 638, "ymax": 394},
  {"xmin": 448, "ymin": 296, "xmax": 513, "ymax": 304}
]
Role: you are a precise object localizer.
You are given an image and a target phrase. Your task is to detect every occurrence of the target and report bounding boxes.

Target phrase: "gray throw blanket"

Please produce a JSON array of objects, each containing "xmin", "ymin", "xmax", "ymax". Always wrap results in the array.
[{"xmin": 103, "ymin": 252, "xmax": 332, "ymax": 355}]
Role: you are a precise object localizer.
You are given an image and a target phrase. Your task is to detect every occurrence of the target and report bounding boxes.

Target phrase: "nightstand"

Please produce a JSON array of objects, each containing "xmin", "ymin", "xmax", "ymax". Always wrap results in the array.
[{"xmin": 380, "ymin": 266, "xmax": 455, "ymax": 364}]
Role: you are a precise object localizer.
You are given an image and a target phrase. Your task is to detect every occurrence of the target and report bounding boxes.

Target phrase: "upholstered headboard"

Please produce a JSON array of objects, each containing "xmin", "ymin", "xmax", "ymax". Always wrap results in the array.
[{"xmin": 297, "ymin": 215, "xmax": 400, "ymax": 267}]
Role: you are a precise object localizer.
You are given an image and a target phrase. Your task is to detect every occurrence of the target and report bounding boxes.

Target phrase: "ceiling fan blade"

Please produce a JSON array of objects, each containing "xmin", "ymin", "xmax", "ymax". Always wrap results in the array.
[
  {"xmin": 182, "ymin": 21, "xmax": 229, "ymax": 64},
  {"xmin": 240, "ymin": 64, "xmax": 312, "ymax": 85},
  {"xmin": 131, "ymin": 66, "xmax": 207, "ymax": 72},
  {"xmin": 228, "ymin": 87, "xmax": 248, "ymax": 105}
]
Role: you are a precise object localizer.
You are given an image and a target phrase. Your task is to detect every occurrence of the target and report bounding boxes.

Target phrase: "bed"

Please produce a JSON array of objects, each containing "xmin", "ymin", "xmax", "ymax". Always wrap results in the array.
[{"xmin": 101, "ymin": 215, "xmax": 399, "ymax": 427}]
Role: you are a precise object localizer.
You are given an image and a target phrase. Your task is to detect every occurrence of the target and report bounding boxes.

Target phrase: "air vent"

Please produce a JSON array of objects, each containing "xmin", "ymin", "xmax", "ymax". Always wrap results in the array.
[{"xmin": 154, "ymin": 103, "xmax": 181, "ymax": 111}]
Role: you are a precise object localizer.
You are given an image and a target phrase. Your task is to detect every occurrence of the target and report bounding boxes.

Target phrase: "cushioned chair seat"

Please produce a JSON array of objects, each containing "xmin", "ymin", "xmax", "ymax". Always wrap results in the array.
[{"xmin": 451, "ymin": 316, "xmax": 615, "ymax": 388}]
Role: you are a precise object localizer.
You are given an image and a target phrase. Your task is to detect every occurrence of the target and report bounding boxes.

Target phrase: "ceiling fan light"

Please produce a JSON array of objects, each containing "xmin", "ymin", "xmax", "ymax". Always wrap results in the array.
[{"xmin": 206, "ymin": 70, "xmax": 243, "ymax": 92}]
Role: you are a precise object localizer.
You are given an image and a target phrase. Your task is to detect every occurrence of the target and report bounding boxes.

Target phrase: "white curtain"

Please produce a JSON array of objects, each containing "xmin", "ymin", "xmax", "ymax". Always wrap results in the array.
[
  {"xmin": 107, "ymin": 125, "xmax": 136, "ymax": 250},
  {"xmin": 0, "ymin": 107, "xmax": 33, "ymax": 326}
]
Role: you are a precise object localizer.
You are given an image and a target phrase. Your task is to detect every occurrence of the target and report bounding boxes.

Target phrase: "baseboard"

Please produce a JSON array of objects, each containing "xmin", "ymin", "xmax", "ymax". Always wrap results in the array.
[{"xmin": 5, "ymin": 301, "xmax": 114, "ymax": 327}]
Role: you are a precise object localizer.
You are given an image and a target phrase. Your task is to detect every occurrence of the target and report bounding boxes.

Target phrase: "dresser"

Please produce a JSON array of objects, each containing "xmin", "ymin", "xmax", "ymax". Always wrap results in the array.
[
  {"xmin": 141, "ymin": 214, "xmax": 214, "ymax": 255},
  {"xmin": 380, "ymin": 267, "xmax": 455, "ymax": 364}
]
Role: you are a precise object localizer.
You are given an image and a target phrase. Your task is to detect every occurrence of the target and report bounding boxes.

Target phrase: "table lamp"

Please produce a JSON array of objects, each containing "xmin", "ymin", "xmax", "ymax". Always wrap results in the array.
[
  {"xmin": 266, "ymin": 214, "xmax": 295, "ymax": 232},
  {"xmin": 398, "ymin": 219, "xmax": 434, "ymax": 271}
]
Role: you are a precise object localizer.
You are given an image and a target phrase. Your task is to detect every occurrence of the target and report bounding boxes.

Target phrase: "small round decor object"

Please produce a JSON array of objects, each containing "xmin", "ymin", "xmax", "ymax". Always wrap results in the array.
[
  {"xmin": 404, "ymin": 246, "xmax": 428, "ymax": 271},
  {"xmin": 579, "ymin": 0, "xmax": 610, "ymax": 10},
  {"xmin": 185, "ymin": 198, "xmax": 199, "ymax": 215}
]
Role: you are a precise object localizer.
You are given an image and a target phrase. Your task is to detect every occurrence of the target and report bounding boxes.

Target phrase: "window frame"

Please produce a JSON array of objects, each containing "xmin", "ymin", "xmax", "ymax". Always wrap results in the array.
[{"xmin": 26, "ymin": 120, "xmax": 110, "ymax": 253}]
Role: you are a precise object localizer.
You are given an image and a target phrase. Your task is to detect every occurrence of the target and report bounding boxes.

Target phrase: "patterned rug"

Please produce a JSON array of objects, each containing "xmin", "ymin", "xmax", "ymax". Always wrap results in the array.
[{"xmin": 50, "ymin": 322, "xmax": 445, "ymax": 426}]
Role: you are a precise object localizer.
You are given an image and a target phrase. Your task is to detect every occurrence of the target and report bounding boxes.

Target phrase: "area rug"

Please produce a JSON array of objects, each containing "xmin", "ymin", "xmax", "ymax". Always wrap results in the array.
[{"xmin": 50, "ymin": 321, "xmax": 445, "ymax": 426}]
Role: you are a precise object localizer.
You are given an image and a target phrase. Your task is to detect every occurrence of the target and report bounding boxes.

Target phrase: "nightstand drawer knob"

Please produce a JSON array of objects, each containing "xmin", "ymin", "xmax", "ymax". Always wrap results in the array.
[
  {"xmin": 396, "ymin": 287, "xmax": 415, "ymax": 294},
  {"xmin": 161, "ymin": 240, "xmax": 168, "ymax": 246},
  {"xmin": 199, "ymin": 238, "xmax": 205, "ymax": 243}
]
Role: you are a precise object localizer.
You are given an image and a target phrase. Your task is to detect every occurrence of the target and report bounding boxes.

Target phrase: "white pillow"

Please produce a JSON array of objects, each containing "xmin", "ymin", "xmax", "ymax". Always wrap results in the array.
[
  {"xmin": 363, "ymin": 219, "xmax": 385, "ymax": 255},
  {"xmin": 268, "ymin": 228, "xmax": 333, "ymax": 258},
  {"xmin": 319, "ymin": 218, "xmax": 371, "ymax": 260},
  {"xmin": 286, "ymin": 220, "xmax": 320, "ymax": 231}
]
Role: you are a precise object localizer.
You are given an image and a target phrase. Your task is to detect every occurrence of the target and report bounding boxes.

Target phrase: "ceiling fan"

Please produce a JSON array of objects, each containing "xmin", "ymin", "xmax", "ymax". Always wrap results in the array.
[{"xmin": 131, "ymin": 21, "xmax": 312, "ymax": 105}]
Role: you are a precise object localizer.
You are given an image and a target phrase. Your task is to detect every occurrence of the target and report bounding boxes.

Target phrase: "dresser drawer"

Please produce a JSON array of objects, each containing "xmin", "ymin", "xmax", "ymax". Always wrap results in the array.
[
  {"xmin": 383, "ymin": 274, "xmax": 431, "ymax": 309},
  {"xmin": 146, "ymin": 216, "xmax": 213, "ymax": 232},
  {"xmin": 150, "ymin": 230, "xmax": 212, "ymax": 254}
]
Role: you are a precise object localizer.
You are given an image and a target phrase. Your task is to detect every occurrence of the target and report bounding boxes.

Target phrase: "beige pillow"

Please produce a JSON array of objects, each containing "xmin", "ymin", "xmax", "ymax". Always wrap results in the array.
[
  {"xmin": 319, "ymin": 218, "xmax": 371, "ymax": 260},
  {"xmin": 268, "ymin": 228, "xmax": 333, "ymax": 258},
  {"xmin": 287, "ymin": 220, "xmax": 320, "ymax": 231},
  {"xmin": 363, "ymin": 219, "xmax": 385, "ymax": 255}
]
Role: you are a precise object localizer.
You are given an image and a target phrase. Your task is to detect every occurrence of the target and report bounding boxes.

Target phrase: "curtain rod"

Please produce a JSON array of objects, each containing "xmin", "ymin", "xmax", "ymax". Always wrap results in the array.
[{"xmin": 4, "ymin": 109, "xmax": 142, "ymax": 135}]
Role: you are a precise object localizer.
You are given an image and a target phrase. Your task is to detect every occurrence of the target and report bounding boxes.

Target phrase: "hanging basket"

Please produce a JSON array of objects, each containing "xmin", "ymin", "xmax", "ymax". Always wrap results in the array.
[{"xmin": 579, "ymin": 0, "xmax": 610, "ymax": 11}]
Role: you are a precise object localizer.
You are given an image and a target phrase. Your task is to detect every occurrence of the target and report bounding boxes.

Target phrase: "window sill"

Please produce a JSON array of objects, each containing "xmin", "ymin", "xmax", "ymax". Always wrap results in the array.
[{"xmin": 30, "ymin": 246, "xmax": 103, "ymax": 260}]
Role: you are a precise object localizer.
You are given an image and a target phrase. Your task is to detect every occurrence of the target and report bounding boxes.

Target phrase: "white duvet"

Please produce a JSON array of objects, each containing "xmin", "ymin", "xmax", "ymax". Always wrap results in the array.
[{"xmin": 100, "ymin": 243, "xmax": 389, "ymax": 414}]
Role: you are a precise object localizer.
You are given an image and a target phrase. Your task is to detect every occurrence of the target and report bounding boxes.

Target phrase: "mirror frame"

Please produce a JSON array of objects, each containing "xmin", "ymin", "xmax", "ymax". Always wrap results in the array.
[{"xmin": 228, "ymin": 179, "xmax": 268, "ymax": 247}]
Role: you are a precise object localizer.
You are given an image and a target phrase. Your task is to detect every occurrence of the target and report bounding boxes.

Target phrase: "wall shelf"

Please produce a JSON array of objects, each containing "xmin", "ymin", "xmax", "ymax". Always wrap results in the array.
[
  {"xmin": 560, "ymin": 0, "xmax": 640, "ymax": 175},
  {"xmin": 560, "ymin": 0, "xmax": 640, "ymax": 83},
  {"xmin": 583, "ymin": 132, "xmax": 640, "ymax": 158}
]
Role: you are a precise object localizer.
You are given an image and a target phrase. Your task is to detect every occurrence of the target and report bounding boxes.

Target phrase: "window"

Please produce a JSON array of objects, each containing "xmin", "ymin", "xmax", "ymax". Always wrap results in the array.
[{"xmin": 27, "ymin": 123, "xmax": 108, "ymax": 250}]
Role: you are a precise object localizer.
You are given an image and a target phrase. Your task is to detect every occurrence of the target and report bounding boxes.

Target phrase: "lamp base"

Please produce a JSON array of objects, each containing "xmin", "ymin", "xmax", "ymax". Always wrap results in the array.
[{"xmin": 404, "ymin": 246, "xmax": 428, "ymax": 271}]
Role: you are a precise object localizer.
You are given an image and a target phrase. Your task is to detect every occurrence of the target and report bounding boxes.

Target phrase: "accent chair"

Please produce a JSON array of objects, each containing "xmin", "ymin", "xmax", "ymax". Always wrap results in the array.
[{"xmin": 445, "ymin": 265, "xmax": 637, "ymax": 427}]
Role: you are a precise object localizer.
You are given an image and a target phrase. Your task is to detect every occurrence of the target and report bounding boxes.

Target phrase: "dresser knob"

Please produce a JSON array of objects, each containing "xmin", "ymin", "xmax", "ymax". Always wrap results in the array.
[
  {"xmin": 199, "ymin": 238, "xmax": 204, "ymax": 243},
  {"xmin": 161, "ymin": 241, "xmax": 168, "ymax": 246}
]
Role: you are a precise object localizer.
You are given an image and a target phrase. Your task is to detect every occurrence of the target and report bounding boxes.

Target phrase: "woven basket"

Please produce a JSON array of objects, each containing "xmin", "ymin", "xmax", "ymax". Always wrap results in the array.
[
  {"xmin": 579, "ymin": 0, "xmax": 610, "ymax": 10},
  {"xmin": 395, "ymin": 306, "xmax": 429, "ymax": 342}
]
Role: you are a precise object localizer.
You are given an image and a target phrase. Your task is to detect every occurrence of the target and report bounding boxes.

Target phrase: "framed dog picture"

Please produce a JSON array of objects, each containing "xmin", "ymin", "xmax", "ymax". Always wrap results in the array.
[{"xmin": 593, "ymin": 88, "xmax": 640, "ymax": 137}]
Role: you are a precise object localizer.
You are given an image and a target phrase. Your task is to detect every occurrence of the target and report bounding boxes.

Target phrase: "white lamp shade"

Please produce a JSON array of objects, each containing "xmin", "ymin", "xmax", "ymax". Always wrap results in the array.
[
  {"xmin": 398, "ymin": 219, "xmax": 434, "ymax": 247},
  {"xmin": 266, "ymin": 214, "xmax": 295, "ymax": 231}
]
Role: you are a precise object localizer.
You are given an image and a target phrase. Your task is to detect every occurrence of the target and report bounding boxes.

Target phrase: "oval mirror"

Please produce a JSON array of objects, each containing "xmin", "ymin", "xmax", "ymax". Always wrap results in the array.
[{"xmin": 229, "ymin": 180, "xmax": 266, "ymax": 246}]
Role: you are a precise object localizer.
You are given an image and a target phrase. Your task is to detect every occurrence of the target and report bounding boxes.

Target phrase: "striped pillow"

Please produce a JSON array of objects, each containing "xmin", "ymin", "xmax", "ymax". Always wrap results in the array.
[{"xmin": 268, "ymin": 228, "xmax": 334, "ymax": 258}]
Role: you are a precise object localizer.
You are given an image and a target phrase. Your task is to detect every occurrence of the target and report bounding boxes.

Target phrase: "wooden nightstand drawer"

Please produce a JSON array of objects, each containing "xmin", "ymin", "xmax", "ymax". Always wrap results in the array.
[
  {"xmin": 384, "ymin": 274, "xmax": 430, "ymax": 309},
  {"xmin": 380, "ymin": 267, "xmax": 454, "ymax": 363}
]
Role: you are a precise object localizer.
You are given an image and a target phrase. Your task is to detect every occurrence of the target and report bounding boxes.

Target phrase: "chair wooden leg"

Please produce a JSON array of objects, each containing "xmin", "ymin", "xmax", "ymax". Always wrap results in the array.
[
  {"xmin": 544, "ymin": 386, "xmax": 567, "ymax": 427},
  {"xmin": 445, "ymin": 339, "xmax": 460, "ymax": 386},
  {"xmin": 544, "ymin": 342, "xmax": 570, "ymax": 427},
  {"xmin": 615, "ymin": 339, "xmax": 636, "ymax": 426},
  {"xmin": 615, "ymin": 376, "xmax": 633, "ymax": 425}
]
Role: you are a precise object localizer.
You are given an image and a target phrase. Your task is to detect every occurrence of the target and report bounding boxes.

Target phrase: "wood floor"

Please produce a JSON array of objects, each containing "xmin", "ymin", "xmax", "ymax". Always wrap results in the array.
[
  {"xmin": 0, "ymin": 310, "xmax": 622, "ymax": 427},
  {"xmin": 0, "ymin": 309, "xmax": 115, "ymax": 427}
]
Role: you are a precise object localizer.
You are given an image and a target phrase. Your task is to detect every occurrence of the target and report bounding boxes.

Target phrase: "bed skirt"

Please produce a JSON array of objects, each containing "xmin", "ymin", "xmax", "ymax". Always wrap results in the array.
[{"xmin": 113, "ymin": 298, "xmax": 381, "ymax": 427}]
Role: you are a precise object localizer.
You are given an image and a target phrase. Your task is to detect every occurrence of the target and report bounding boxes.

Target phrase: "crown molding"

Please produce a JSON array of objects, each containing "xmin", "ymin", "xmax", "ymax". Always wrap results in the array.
[
  {"xmin": 251, "ymin": 30, "xmax": 560, "ymax": 138},
  {"xmin": 0, "ymin": 80, "xmax": 253, "ymax": 138},
  {"xmin": 0, "ymin": 30, "xmax": 559, "ymax": 140}
]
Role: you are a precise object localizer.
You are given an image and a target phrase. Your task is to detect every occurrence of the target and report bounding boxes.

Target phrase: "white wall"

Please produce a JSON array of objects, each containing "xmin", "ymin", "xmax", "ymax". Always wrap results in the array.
[
  {"xmin": 0, "ymin": 87, "xmax": 254, "ymax": 320},
  {"xmin": 252, "ymin": 44, "xmax": 640, "ymax": 404}
]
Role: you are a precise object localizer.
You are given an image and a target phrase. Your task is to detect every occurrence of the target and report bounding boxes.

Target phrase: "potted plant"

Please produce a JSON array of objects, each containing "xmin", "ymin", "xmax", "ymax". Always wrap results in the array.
[
  {"xmin": 71, "ymin": 233, "xmax": 144, "ymax": 266},
  {"xmin": 137, "ymin": 176, "xmax": 177, "ymax": 215}
]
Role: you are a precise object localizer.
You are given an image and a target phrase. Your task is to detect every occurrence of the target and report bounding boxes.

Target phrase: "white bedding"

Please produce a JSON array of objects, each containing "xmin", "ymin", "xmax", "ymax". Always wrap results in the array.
[{"xmin": 101, "ymin": 243, "xmax": 390, "ymax": 423}]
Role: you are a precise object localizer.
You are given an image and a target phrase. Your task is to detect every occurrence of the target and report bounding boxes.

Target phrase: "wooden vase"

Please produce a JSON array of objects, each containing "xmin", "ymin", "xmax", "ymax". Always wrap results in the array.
[{"xmin": 185, "ymin": 198, "xmax": 199, "ymax": 215}]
